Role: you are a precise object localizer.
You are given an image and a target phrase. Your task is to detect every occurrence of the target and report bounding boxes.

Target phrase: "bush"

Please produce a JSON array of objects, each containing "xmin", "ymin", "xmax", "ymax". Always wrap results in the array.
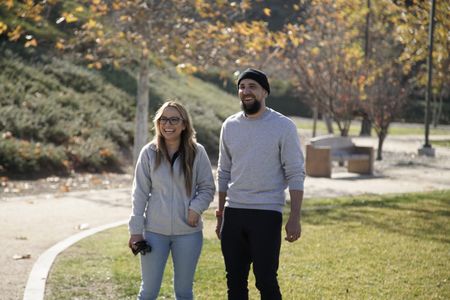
[
  {"xmin": 0, "ymin": 48, "xmax": 134, "ymax": 176},
  {"xmin": 0, "ymin": 137, "xmax": 68, "ymax": 175}
]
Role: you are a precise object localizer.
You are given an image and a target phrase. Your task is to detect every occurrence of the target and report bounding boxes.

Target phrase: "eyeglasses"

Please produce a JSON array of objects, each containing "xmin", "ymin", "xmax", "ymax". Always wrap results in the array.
[{"xmin": 159, "ymin": 117, "xmax": 183, "ymax": 125}]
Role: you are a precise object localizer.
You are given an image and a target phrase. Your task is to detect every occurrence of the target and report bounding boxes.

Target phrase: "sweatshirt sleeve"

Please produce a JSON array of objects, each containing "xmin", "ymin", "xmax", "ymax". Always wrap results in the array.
[
  {"xmin": 217, "ymin": 122, "xmax": 231, "ymax": 192},
  {"xmin": 128, "ymin": 146, "xmax": 152, "ymax": 235},
  {"xmin": 189, "ymin": 145, "xmax": 216, "ymax": 214},
  {"xmin": 280, "ymin": 121, "xmax": 305, "ymax": 191}
]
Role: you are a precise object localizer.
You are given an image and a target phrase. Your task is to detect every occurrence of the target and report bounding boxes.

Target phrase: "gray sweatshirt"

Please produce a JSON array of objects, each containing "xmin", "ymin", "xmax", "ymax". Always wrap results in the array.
[
  {"xmin": 129, "ymin": 142, "xmax": 215, "ymax": 235},
  {"xmin": 217, "ymin": 108, "xmax": 305, "ymax": 213}
]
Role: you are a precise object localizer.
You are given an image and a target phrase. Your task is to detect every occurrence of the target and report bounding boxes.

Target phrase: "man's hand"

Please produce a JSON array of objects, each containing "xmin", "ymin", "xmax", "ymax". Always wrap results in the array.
[
  {"xmin": 215, "ymin": 216, "xmax": 222, "ymax": 239},
  {"xmin": 187, "ymin": 209, "xmax": 200, "ymax": 227},
  {"xmin": 285, "ymin": 216, "xmax": 301, "ymax": 243}
]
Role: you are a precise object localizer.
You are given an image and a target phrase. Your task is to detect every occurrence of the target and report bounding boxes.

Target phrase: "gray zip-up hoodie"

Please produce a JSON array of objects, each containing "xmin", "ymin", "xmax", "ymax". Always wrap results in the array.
[{"xmin": 129, "ymin": 142, "xmax": 215, "ymax": 236}]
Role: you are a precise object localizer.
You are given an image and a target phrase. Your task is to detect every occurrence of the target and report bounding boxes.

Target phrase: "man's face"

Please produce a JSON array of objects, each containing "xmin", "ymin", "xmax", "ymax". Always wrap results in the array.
[{"xmin": 238, "ymin": 78, "xmax": 267, "ymax": 115}]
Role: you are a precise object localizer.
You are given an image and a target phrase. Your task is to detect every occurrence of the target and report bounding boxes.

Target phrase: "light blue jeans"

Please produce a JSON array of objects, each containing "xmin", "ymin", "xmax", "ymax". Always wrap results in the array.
[{"xmin": 138, "ymin": 231, "xmax": 203, "ymax": 300}]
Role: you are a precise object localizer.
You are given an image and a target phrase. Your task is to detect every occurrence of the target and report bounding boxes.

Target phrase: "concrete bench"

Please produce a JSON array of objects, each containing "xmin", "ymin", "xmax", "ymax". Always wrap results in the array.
[{"xmin": 305, "ymin": 135, "xmax": 374, "ymax": 177}]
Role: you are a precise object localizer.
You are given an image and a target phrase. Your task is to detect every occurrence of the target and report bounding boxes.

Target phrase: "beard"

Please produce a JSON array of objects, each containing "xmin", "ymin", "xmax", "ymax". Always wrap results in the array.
[{"xmin": 241, "ymin": 98, "xmax": 262, "ymax": 115}]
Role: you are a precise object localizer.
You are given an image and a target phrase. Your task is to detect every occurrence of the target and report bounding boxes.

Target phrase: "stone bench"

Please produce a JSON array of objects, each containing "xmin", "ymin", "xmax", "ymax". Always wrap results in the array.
[{"xmin": 305, "ymin": 135, "xmax": 374, "ymax": 177}]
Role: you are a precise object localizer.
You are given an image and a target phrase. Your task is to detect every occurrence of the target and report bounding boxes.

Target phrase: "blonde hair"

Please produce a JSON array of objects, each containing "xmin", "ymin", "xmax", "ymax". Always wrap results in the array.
[{"xmin": 152, "ymin": 100, "xmax": 197, "ymax": 196}]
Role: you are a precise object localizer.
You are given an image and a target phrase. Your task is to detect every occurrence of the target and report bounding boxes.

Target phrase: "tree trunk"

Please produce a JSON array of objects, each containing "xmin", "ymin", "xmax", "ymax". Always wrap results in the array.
[
  {"xmin": 312, "ymin": 105, "xmax": 318, "ymax": 138},
  {"xmin": 376, "ymin": 130, "xmax": 386, "ymax": 161},
  {"xmin": 359, "ymin": 113, "xmax": 372, "ymax": 136},
  {"xmin": 133, "ymin": 56, "xmax": 150, "ymax": 166},
  {"xmin": 324, "ymin": 114, "xmax": 334, "ymax": 134}
]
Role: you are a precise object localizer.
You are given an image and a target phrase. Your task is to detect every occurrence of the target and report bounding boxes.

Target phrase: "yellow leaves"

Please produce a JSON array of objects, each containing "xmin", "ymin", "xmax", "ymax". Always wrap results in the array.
[
  {"xmin": 310, "ymin": 47, "xmax": 320, "ymax": 57},
  {"xmin": 289, "ymin": 33, "xmax": 303, "ymax": 48},
  {"xmin": 120, "ymin": 15, "xmax": 131, "ymax": 23},
  {"xmin": 88, "ymin": 62, "xmax": 102, "ymax": 69},
  {"xmin": 273, "ymin": 32, "xmax": 287, "ymax": 49},
  {"xmin": 55, "ymin": 40, "xmax": 65, "ymax": 50},
  {"xmin": 240, "ymin": 0, "xmax": 251, "ymax": 12},
  {"xmin": 293, "ymin": 4, "xmax": 300, "ymax": 11},
  {"xmin": 176, "ymin": 63, "xmax": 198, "ymax": 74},
  {"xmin": 62, "ymin": 12, "xmax": 78, "ymax": 23},
  {"xmin": 113, "ymin": 60, "xmax": 120, "ymax": 69},
  {"xmin": 0, "ymin": 22, "xmax": 7, "ymax": 35},
  {"xmin": 84, "ymin": 19, "xmax": 97, "ymax": 30},
  {"xmin": 263, "ymin": 8, "xmax": 271, "ymax": 17},
  {"xmin": 112, "ymin": 1, "xmax": 122, "ymax": 11},
  {"xmin": 8, "ymin": 25, "xmax": 22, "ymax": 42}
]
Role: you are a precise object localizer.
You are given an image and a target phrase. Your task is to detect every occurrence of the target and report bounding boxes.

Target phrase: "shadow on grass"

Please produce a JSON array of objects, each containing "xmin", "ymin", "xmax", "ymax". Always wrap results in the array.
[{"xmin": 302, "ymin": 190, "xmax": 450, "ymax": 244}]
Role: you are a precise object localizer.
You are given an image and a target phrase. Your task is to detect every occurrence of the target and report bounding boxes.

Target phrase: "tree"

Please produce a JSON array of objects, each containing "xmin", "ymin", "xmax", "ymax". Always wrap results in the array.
[
  {"xmin": 364, "ymin": 67, "xmax": 407, "ymax": 160},
  {"xmin": 67, "ymin": 0, "xmax": 274, "ymax": 164},
  {"xmin": 60, "ymin": 0, "xmax": 205, "ymax": 164},
  {"xmin": 394, "ymin": 0, "xmax": 450, "ymax": 127},
  {"xmin": 279, "ymin": 0, "xmax": 369, "ymax": 137},
  {"xmin": 356, "ymin": 0, "xmax": 409, "ymax": 159},
  {"xmin": 0, "ymin": 0, "xmax": 61, "ymax": 48}
]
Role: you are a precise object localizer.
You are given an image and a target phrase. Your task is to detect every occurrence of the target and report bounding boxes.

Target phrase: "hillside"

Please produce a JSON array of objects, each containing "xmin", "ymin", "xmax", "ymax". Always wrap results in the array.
[{"xmin": 0, "ymin": 45, "xmax": 239, "ymax": 177}]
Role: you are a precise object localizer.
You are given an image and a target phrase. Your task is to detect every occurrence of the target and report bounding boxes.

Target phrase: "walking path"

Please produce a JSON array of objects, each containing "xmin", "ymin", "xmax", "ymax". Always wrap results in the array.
[{"xmin": 1, "ymin": 135, "xmax": 450, "ymax": 300}]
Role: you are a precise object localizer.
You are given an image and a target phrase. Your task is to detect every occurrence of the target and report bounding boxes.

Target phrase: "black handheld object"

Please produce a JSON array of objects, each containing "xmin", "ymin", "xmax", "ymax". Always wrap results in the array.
[{"xmin": 132, "ymin": 240, "xmax": 152, "ymax": 256}]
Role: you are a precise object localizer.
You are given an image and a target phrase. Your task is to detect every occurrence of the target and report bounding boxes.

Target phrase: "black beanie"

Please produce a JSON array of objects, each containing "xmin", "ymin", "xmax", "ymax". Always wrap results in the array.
[{"xmin": 237, "ymin": 68, "xmax": 270, "ymax": 95}]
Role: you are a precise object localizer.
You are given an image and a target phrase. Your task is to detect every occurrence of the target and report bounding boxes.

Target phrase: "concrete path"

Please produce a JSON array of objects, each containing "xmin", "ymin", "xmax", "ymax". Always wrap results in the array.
[{"xmin": 0, "ymin": 189, "xmax": 131, "ymax": 300}]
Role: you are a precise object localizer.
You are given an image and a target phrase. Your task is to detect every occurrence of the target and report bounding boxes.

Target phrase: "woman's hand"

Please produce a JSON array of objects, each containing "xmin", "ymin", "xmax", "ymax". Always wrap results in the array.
[
  {"xmin": 187, "ymin": 209, "xmax": 200, "ymax": 227},
  {"xmin": 128, "ymin": 234, "xmax": 144, "ymax": 249}
]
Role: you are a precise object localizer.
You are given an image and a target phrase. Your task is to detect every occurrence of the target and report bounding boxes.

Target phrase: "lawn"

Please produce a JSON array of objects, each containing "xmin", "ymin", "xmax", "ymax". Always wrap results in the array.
[
  {"xmin": 45, "ymin": 190, "xmax": 450, "ymax": 299},
  {"xmin": 291, "ymin": 116, "xmax": 450, "ymax": 137}
]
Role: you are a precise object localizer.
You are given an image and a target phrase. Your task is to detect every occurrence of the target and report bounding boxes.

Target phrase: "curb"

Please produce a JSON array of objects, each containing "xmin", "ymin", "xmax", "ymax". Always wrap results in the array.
[{"xmin": 23, "ymin": 219, "xmax": 128, "ymax": 300}]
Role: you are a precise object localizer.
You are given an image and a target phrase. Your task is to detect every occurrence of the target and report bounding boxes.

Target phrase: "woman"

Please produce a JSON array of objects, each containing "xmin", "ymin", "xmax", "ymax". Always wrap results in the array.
[{"xmin": 128, "ymin": 101, "xmax": 215, "ymax": 300}]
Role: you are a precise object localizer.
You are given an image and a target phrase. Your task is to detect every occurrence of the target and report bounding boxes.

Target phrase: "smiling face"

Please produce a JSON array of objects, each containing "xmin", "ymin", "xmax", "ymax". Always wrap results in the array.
[
  {"xmin": 158, "ymin": 106, "xmax": 186, "ymax": 143},
  {"xmin": 238, "ymin": 78, "xmax": 267, "ymax": 116}
]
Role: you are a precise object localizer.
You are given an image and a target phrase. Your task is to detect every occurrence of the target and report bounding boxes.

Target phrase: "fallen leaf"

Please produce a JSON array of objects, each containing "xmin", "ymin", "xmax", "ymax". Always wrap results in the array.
[
  {"xmin": 13, "ymin": 254, "xmax": 31, "ymax": 260},
  {"xmin": 59, "ymin": 184, "xmax": 70, "ymax": 193},
  {"xmin": 75, "ymin": 223, "xmax": 90, "ymax": 230}
]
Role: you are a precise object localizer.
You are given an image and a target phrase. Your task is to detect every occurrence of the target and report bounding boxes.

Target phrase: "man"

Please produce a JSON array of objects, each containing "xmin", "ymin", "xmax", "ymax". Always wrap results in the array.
[{"xmin": 216, "ymin": 68, "xmax": 305, "ymax": 300}]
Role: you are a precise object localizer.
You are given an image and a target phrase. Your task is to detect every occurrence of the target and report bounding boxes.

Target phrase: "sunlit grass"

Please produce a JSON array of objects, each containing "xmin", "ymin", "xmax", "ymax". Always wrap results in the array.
[
  {"xmin": 291, "ymin": 117, "xmax": 450, "ymax": 137},
  {"xmin": 46, "ymin": 190, "xmax": 450, "ymax": 299}
]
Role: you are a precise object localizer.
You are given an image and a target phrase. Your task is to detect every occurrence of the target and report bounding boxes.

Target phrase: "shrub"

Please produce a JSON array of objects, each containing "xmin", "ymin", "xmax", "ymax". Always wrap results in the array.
[{"xmin": 0, "ymin": 137, "xmax": 68, "ymax": 175}]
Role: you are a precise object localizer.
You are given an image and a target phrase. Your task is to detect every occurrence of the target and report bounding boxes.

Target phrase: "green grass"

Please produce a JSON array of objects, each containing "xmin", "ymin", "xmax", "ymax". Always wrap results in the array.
[
  {"xmin": 292, "ymin": 117, "xmax": 450, "ymax": 137},
  {"xmin": 45, "ymin": 190, "xmax": 450, "ymax": 299},
  {"xmin": 433, "ymin": 140, "xmax": 450, "ymax": 148}
]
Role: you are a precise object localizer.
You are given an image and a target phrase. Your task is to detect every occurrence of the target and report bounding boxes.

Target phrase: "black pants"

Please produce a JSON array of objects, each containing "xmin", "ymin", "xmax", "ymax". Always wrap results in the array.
[{"xmin": 221, "ymin": 207, "xmax": 282, "ymax": 300}]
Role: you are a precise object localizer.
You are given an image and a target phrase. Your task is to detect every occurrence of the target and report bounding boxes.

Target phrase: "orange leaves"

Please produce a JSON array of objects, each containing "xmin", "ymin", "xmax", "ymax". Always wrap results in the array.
[
  {"xmin": 24, "ymin": 38, "xmax": 37, "ymax": 48},
  {"xmin": 99, "ymin": 148, "xmax": 112, "ymax": 158},
  {"xmin": 3, "ymin": 0, "xmax": 14, "ymax": 9},
  {"xmin": 55, "ymin": 39, "xmax": 65, "ymax": 50}
]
